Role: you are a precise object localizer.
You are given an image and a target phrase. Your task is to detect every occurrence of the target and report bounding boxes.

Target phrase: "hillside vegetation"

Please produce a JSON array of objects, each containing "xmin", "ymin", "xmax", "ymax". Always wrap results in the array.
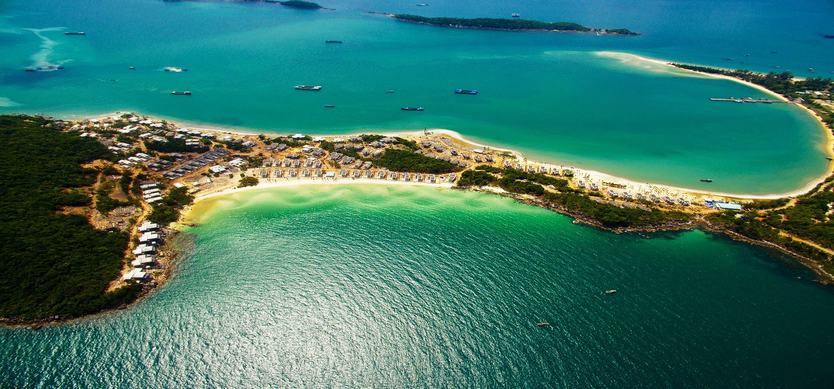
[{"xmin": 0, "ymin": 115, "xmax": 141, "ymax": 322}]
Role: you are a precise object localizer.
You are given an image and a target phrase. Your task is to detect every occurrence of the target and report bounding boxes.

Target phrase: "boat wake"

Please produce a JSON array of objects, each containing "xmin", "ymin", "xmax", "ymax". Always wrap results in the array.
[
  {"xmin": 24, "ymin": 27, "xmax": 71, "ymax": 70},
  {"xmin": 0, "ymin": 97, "xmax": 20, "ymax": 107}
]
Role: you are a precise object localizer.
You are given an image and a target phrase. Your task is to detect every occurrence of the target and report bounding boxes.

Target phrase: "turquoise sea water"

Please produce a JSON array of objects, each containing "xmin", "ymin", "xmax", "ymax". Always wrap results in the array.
[
  {"xmin": 3, "ymin": 185, "xmax": 834, "ymax": 387},
  {"xmin": 0, "ymin": 0, "xmax": 832, "ymax": 193}
]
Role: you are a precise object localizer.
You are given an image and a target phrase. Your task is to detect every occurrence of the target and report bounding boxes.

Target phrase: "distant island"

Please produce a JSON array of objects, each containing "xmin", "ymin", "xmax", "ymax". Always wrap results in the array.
[
  {"xmin": 268, "ymin": 0, "xmax": 322, "ymax": 9},
  {"xmin": 387, "ymin": 14, "xmax": 639, "ymax": 36}
]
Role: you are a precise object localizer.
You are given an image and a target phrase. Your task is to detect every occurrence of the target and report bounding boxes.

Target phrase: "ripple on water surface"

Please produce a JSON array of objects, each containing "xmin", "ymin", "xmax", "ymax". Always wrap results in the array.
[{"xmin": 3, "ymin": 185, "xmax": 834, "ymax": 387}]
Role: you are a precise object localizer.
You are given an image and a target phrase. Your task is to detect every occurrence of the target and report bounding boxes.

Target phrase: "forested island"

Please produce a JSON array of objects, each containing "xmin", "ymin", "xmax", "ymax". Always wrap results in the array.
[
  {"xmin": 389, "ymin": 14, "xmax": 639, "ymax": 35},
  {"xmin": 270, "ymin": 0, "xmax": 322, "ymax": 9}
]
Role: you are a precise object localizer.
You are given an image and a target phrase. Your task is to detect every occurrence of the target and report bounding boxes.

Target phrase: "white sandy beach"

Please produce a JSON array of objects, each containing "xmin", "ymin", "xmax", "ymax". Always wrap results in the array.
[{"xmin": 87, "ymin": 52, "xmax": 834, "ymax": 202}]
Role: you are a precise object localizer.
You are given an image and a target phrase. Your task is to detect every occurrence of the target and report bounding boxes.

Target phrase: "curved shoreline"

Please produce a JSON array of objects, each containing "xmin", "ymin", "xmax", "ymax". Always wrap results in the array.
[
  {"xmin": 73, "ymin": 51, "xmax": 830, "ymax": 200},
  {"xmin": 85, "ymin": 110, "xmax": 827, "ymax": 201}
]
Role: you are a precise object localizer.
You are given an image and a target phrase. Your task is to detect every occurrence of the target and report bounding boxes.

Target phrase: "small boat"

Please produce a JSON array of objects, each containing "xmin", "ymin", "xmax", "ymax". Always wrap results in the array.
[
  {"xmin": 385, "ymin": 90, "xmax": 395, "ymax": 94},
  {"xmin": 163, "ymin": 66, "xmax": 187, "ymax": 73},
  {"xmin": 295, "ymin": 85, "xmax": 322, "ymax": 91},
  {"xmin": 536, "ymin": 321, "xmax": 551, "ymax": 328},
  {"xmin": 25, "ymin": 65, "xmax": 64, "ymax": 72},
  {"xmin": 64, "ymin": 31, "xmax": 86, "ymax": 36},
  {"xmin": 824, "ymin": 35, "xmax": 834, "ymax": 39},
  {"xmin": 826, "ymin": 157, "xmax": 833, "ymax": 161},
  {"xmin": 416, "ymin": 3, "xmax": 429, "ymax": 6},
  {"xmin": 401, "ymin": 106, "xmax": 424, "ymax": 111},
  {"xmin": 171, "ymin": 90, "xmax": 192, "ymax": 95},
  {"xmin": 323, "ymin": 104, "xmax": 336, "ymax": 108},
  {"xmin": 325, "ymin": 40, "xmax": 343, "ymax": 44},
  {"xmin": 511, "ymin": 12, "xmax": 521, "ymax": 18},
  {"xmin": 699, "ymin": 178, "xmax": 713, "ymax": 183},
  {"xmin": 604, "ymin": 289, "xmax": 617, "ymax": 295},
  {"xmin": 454, "ymin": 88, "xmax": 479, "ymax": 95},
  {"xmin": 128, "ymin": 66, "xmax": 136, "ymax": 70}
]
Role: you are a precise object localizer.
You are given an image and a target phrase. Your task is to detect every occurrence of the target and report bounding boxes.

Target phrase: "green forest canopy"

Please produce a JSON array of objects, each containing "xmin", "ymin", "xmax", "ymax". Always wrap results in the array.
[{"xmin": 0, "ymin": 115, "xmax": 141, "ymax": 321}]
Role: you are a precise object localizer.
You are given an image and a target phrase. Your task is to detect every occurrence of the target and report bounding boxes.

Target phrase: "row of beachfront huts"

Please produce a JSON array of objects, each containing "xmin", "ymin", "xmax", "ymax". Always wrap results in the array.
[
  {"xmin": 256, "ymin": 167, "xmax": 456, "ymax": 183},
  {"xmin": 122, "ymin": 182, "xmax": 166, "ymax": 282}
]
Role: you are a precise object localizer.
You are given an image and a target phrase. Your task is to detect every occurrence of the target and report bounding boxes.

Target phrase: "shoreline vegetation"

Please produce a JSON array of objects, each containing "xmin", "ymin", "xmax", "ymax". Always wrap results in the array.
[
  {"xmin": 2, "ymin": 60, "xmax": 833, "ymax": 328},
  {"xmin": 382, "ymin": 13, "xmax": 639, "ymax": 36}
]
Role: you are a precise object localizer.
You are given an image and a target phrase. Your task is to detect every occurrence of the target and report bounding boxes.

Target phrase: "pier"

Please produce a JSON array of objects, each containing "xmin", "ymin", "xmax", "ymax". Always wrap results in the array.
[{"xmin": 709, "ymin": 97, "xmax": 787, "ymax": 104}]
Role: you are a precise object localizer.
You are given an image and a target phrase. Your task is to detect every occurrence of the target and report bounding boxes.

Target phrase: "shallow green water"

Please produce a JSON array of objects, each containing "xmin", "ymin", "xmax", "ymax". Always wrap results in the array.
[
  {"xmin": 0, "ymin": 0, "xmax": 830, "ymax": 193},
  {"xmin": 3, "ymin": 185, "xmax": 834, "ymax": 387}
]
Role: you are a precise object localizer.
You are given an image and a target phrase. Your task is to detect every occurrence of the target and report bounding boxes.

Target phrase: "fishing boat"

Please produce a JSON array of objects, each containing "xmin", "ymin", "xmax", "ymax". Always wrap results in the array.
[
  {"xmin": 699, "ymin": 178, "xmax": 713, "ymax": 183},
  {"xmin": 294, "ymin": 85, "xmax": 322, "ymax": 91},
  {"xmin": 454, "ymin": 88, "xmax": 479, "ymax": 95},
  {"xmin": 163, "ymin": 66, "xmax": 187, "ymax": 73},
  {"xmin": 171, "ymin": 91, "xmax": 192, "ymax": 95},
  {"xmin": 536, "ymin": 321, "xmax": 551, "ymax": 328},
  {"xmin": 604, "ymin": 289, "xmax": 617, "ymax": 295},
  {"xmin": 401, "ymin": 106, "xmax": 424, "ymax": 111},
  {"xmin": 64, "ymin": 31, "xmax": 86, "ymax": 36}
]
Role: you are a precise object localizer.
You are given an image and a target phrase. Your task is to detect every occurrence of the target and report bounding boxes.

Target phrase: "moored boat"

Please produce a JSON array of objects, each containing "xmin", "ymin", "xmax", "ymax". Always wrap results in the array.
[
  {"xmin": 323, "ymin": 104, "xmax": 335, "ymax": 108},
  {"xmin": 163, "ymin": 66, "xmax": 187, "ymax": 73},
  {"xmin": 64, "ymin": 31, "xmax": 86, "ymax": 36},
  {"xmin": 171, "ymin": 91, "xmax": 192, "ymax": 95},
  {"xmin": 295, "ymin": 85, "xmax": 322, "ymax": 91},
  {"xmin": 511, "ymin": 13, "xmax": 521, "ymax": 18},
  {"xmin": 401, "ymin": 106, "xmax": 424, "ymax": 111},
  {"xmin": 700, "ymin": 178, "xmax": 713, "ymax": 183},
  {"xmin": 325, "ymin": 40, "xmax": 343, "ymax": 44},
  {"xmin": 454, "ymin": 88, "xmax": 479, "ymax": 95},
  {"xmin": 604, "ymin": 289, "xmax": 617, "ymax": 295}
]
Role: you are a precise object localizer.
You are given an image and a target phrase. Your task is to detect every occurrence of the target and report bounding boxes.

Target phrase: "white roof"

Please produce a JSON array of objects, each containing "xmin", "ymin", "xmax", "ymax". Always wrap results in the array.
[
  {"xmin": 145, "ymin": 196, "xmax": 163, "ymax": 203},
  {"xmin": 138, "ymin": 221, "xmax": 159, "ymax": 232},
  {"xmin": 210, "ymin": 165, "xmax": 226, "ymax": 173},
  {"xmin": 122, "ymin": 268, "xmax": 147, "ymax": 280},
  {"xmin": 139, "ymin": 232, "xmax": 160, "ymax": 242},
  {"xmin": 292, "ymin": 133, "xmax": 305, "ymax": 139},
  {"xmin": 131, "ymin": 244, "xmax": 155, "ymax": 255}
]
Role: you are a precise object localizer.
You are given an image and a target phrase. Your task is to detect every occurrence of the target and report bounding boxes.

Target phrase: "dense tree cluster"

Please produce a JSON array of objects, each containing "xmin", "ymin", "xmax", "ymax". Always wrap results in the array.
[
  {"xmin": 239, "ymin": 176, "xmax": 259, "ymax": 187},
  {"xmin": 457, "ymin": 165, "xmax": 688, "ymax": 229},
  {"xmin": 0, "ymin": 115, "xmax": 141, "ymax": 321},
  {"xmin": 148, "ymin": 186, "xmax": 194, "ymax": 226},
  {"xmin": 374, "ymin": 149, "xmax": 461, "ymax": 174}
]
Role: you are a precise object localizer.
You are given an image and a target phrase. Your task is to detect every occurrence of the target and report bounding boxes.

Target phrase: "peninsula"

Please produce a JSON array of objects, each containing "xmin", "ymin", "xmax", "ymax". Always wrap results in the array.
[
  {"xmin": 1, "ymin": 61, "xmax": 833, "ymax": 327},
  {"xmin": 386, "ymin": 14, "xmax": 639, "ymax": 35}
]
